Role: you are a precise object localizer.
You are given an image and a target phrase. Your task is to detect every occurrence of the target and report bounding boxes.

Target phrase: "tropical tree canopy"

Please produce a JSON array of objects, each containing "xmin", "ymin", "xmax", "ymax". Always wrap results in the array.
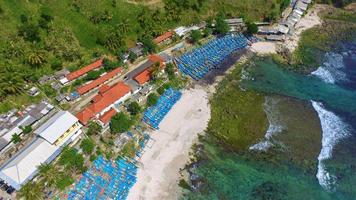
[{"xmin": 110, "ymin": 112, "xmax": 132, "ymax": 133}]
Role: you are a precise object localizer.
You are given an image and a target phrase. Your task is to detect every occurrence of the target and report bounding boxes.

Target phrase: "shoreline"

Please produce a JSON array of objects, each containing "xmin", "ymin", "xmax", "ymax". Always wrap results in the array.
[
  {"xmin": 127, "ymin": 87, "xmax": 210, "ymax": 200},
  {"xmin": 128, "ymin": 4, "xmax": 328, "ymax": 199}
]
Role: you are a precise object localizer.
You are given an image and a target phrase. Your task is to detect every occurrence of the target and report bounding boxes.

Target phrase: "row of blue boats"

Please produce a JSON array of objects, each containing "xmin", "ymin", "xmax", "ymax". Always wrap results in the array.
[
  {"xmin": 67, "ymin": 156, "xmax": 137, "ymax": 200},
  {"xmin": 176, "ymin": 33, "xmax": 249, "ymax": 80},
  {"xmin": 143, "ymin": 88, "xmax": 182, "ymax": 129}
]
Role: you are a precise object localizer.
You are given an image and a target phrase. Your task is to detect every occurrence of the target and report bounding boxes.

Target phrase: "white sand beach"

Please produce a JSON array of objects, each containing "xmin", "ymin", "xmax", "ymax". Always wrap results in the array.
[
  {"xmin": 127, "ymin": 87, "xmax": 210, "ymax": 200},
  {"xmin": 251, "ymin": 42, "xmax": 277, "ymax": 55}
]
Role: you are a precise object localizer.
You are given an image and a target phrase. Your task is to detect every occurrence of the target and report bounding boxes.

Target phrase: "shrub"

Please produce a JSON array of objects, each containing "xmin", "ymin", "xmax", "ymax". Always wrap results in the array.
[
  {"xmin": 146, "ymin": 93, "xmax": 158, "ymax": 107},
  {"xmin": 80, "ymin": 138, "xmax": 95, "ymax": 155},
  {"xmin": 110, "ymin": 112, "xmax": 132, "ymax": 133},
  {"xmin": 127, "ymin": 101, "xmax": 141, "ymax": 115},
  {"xmin": 87, "ymin": 121, "xmax": 102, "ymax": 135}
]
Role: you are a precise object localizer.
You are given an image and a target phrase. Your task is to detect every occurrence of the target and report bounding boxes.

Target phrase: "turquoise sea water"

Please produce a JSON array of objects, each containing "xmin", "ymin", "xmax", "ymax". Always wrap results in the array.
[{"xmin": 183, "ymin": 42, "xmax": 356, "ymax": 200}]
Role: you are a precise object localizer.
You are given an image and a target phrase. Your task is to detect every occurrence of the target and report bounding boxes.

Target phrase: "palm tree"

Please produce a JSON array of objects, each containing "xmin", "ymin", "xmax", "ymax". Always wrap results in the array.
[
  {"xmin": 27, "ymin": 50, "xmax": 46, "ymax": 66},
  {"xmin": 17, "ymin": 181, "xmax": 44, "ymax": 200},
  {"xmin": 37, "ymin": 163, "xmax": 60, "ymax": 187},
  {"xmin": 0, "ymin": 69, "xmax": 25, "ymax": 96},
  {"xmin": 117, "ymin": 18, "xmax": 130, "ymax": 34},
  {"xmin": 150, "ymin": 62, "xmax": 161, "ymax": 80}
]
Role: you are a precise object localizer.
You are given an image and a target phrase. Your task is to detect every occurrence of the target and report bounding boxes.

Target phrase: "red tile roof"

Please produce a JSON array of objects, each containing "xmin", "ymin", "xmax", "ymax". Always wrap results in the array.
[
  {"xmin": 76, "ymin": 108, "xmax": 94, "ymax": 126},
  {"xmin": 92, "ymin": 94, "xmax": 102, "ymax": 103},
  {"xmin": 148, "ymin": 55, "xmax": 165, "ymax": 65},
  {"xmin": 153, "ymin": 31, "xmax": 174, "ymax": 44},
  {"xmin": 77, "ymin": 67, "xmax": 122, "ymax": 95},
  {"xmin": 134, "ymin": 69, "xmax": 151, "ymax": 85},
  {"xmin": 98, "ymin": 84, "xmax": 110, "ymax": 94},
  {"xmin": 66, "ymin": 59, "xmax": 103, "ymax": 81},
  {"xmin": 76, "ymin": 82, "xmax": 131, "ymax": 125},
  {"xmin": 99, "ymin": 108, "xmax": 117, "ymax": 125},
  {"xmin": 133, "ymin": 54, "xmax": 166, "ymax": 85}
]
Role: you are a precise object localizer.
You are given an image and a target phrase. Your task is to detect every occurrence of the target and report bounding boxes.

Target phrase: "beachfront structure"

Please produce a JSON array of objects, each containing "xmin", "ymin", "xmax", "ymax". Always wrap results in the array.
[
  {"xmin": 278, "ymin": 24, "xmax": 290, "ymax": 34},
  {"xmin": 0, "ymin": 111, "xmax": 82, "ymax": 190},
  {"xmin": 0, "ymin": 101, "xmax": 54, "ymax": 152},
  {"xmin": 295, "ymin": 0, "xmax": 308, "ymax": 11},
  {"xmin": 76, "ymin": 67, "xmax": 122, "ymax": 95},
  {"xmin": 76, "ymin": 82, "xmax": 132, "ymax": 125},
  {"xmin": 266, "ymin": 35, "xmax": 286, "ymax": 41},
  {"xmin": 174, "ymin": 26, "xmax": 189, "ymax": 37},
  {"xmin": 258, "ymin": 26, "xmax": 279, "ymax": 34},
  {"xmin": 176, "ymin": 34, "xmax": 248, "ymax": 80},
  {"xmin": 60, "ymin": 59, "xmax": 103, "ymax": 84},
  {"xmin": 153, "ymin": 31, "xmax": 174, "ymax": 45},
  {"xmin": 225, "ymin": 18, "xmax": 244, "ymax": 32}
]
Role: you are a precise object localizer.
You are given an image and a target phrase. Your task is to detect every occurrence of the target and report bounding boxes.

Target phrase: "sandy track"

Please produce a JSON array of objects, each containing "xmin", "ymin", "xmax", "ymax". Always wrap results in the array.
[{"xmin": 127, "ymin": 87, "xmax": 210, "ymax": 200}]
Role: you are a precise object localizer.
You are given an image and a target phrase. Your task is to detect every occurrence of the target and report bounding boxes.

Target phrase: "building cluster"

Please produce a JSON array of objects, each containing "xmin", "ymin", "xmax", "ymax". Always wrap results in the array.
[
  {"xmin": 76, "ymin": 54, "xmax": 168, "ymax": 128},
  {"xmin": 0, "ymin": 111, "xmax": 82, "ymax": 190},
  {"xmin": 0, "ymin": 101, "xmax": 54, "ymax": 152},
  {"xmin": 257, "ymin": 0, "xmax": 312, "ymax": 41}
]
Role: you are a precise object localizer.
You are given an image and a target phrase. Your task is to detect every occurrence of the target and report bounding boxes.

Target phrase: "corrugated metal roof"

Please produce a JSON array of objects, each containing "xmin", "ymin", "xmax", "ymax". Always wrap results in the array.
[{"xmin": 34, "ymin": 111, "xmax": 78, "ymax": 144}]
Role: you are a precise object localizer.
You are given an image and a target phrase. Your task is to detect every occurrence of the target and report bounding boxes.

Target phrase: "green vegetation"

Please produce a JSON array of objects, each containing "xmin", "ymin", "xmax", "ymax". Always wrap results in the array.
[
  {"xmin": 317, "ymin": 0, "xmax": 354, "ymax": 7},
  {"xmin": 21, "ymin": 125, "xmax": 32, "ymax": 134},
  {"xmin": 37, "ymin": 163, "xmax": 60, "ymax": 188},
  {"xmin": 86, "ymin": 121, "xmax": 102, "ymax": 135},
  {"xmin": 55, "ymin": 173, "xmax": 74, "ymax": 191},
  {"xmin": 146, "ymin": 93, "xmax": 159, "ymax": 107},
  {"xmin": 11, "ymin": 134, "xmax": 21, "ymax": 144},
  {"xmin": 110, "ymin": 112, "xmax": 133, "ymax": 133},
  {"xmin": 58, "ymin": 147, "xmax": 85, "ymax": 172},
  {"xmin": 80, "ymin": 138, "xmax": 95, "ymax": 155},
  {"xmin": 246, "ymin": 22, "xmax": 258, "ymax": 34},
  {"xmin": 0, "ymin": 0, "xmax": 288, "ymax": 113},
  {"xmin": 119, "ymin": 140, "xmax": 137, "ymax": 158},
  {"xmin": 214, "ymin": 13, "xmax": 230, "ymax": 35},
  {"xmin": 190, "ymin": 30, "xmax": 202, "ymax": 44},
  {"xmin": 206, "ymin": 63, "xmax": 268, "ymax": 151},
  {"xmin": 17, "ymin": 181, "xmax": 44, "ymax": 200},
  {"xmin": 127, "ymin": 101, "xmax": 141, "ymax": 115},
  {"xmin": 280, "ymin": 7, "xmax": 356, "ymax": 72}
]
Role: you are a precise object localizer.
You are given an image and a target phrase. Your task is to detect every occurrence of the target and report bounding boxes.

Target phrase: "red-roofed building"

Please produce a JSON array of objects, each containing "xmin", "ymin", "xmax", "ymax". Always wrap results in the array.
[
  {"xmin": 65, "ymin": 59, "xmax": 103, "ymax": 82},
  {"xmin": 132, "ymin": 54, "xmax": 166, "ymax": 85},
  {"xmin": 77, "ymin": 67, "xmax": 122, "ymax": 95},
  {"xmin": 76, "ymin": 108, "xmax": 94, "ymax": 126},
  {"xmin": 134, "ymin": 69, "xmax": 151, "ymax": 85},
  {"xmin": 99, "ymin": 108, "xmax": 117, "ymax": 126},
  {"xmin": 76, "ymin": 82, "xmax": 131, "ymax": 125},
  {"xmin": 153, "ymin": 31, "xmax": 174, "ymax": 44},
  {"xmin": 98, "ymin": 84, "xmax": 110, "ymax": 94}
]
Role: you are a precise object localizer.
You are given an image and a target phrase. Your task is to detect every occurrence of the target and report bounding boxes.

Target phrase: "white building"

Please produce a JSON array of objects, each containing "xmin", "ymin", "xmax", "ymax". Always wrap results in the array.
[{"xmin": 0, "ymin": 111, "xmax": 82, "ymax": 190}]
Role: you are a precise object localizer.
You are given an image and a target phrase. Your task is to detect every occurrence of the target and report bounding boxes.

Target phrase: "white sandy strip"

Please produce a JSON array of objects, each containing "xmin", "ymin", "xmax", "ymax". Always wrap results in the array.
[
  {"xmin": 251, "ymin": 42, "xmax": 277, "ymax": 55},
  {"xmin": 127, "ymin": 87, "xmax": 210, "ymax": 200}
]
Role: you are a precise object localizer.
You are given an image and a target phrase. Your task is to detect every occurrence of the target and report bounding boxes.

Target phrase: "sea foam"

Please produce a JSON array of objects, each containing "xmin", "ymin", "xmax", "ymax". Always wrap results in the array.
[
  {"xmin": 311, "ymin": 53, "xmax": 347, "ymax": 84},
  {"xmin": 312, "ymin": 101, "xmax": 350, "ymax": 191},
  {"xmin": 249, "ymin": 97, "xmax": 284, "ymax": 152}
]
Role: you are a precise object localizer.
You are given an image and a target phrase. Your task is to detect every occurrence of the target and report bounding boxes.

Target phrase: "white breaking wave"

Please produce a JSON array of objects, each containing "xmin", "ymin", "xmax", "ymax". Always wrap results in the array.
[
  {"xmin": 312, "ymin": 101, "xmax": 350, "ymax": 191},
  {"xmin": 311, "ymin": 52, "xmax": 348, "ymax": 84},
  {"xmin": 249, "ymin": 97, "xmax": 285, "ymax": 152},
  {"xmin": 249, "ymin": 140, "xmax": 273, "ymax": 152}
]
